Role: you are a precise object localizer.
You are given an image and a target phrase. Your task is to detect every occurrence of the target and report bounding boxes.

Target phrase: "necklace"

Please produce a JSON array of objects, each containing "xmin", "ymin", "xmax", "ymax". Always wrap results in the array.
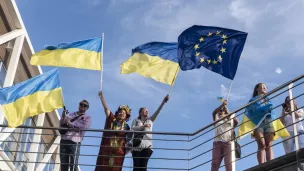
[
  {"xmin": 109, "ymin": 119, "xmax": 126, "ymax": 166},
  {"xmin": 109, "ymin": 119, "xmax": 126, "ymax": 147}
]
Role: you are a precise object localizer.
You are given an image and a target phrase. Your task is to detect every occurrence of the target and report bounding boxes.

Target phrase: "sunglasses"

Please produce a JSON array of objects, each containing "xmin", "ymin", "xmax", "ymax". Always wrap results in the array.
[{"xmin": 79, "ymin": 103, "xmax": 88, "ymax": 108}]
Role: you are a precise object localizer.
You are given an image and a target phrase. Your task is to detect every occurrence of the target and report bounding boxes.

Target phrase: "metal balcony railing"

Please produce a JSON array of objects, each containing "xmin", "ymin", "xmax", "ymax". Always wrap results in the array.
[{"xmin": 0, "ymin": 74, "xmax": 303, "ymax": 171}]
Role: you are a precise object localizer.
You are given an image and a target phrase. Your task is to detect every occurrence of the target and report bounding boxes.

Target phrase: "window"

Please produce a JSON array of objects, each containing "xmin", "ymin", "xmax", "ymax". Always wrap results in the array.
[
  {"xmin": 1, "ymin": 117, "xmax": 35, "ymax": 170},
  {"xmin": 0, "ymin": 60, "xmax": 6, "ymax": 87},
  {"xmin": 43, "ymin": 158, "xmax": 55, "ymax": 171}
]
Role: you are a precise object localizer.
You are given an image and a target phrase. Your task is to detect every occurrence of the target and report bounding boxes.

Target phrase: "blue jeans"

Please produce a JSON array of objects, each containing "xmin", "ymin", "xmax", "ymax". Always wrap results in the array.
[{"xmin": 282, "ymin": 130, "xmax": 304, "ymax": 154}]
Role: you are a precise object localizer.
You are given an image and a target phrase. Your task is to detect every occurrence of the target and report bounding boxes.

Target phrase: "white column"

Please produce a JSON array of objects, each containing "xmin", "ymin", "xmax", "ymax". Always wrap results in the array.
[
  {"xmin": 0, "ymin": 34, "xmax": 24, "ymax": 125},
  {"xmin": 53, "ymin": 146, "xmax": 61, "ymax": 171},
  {"xmin": 288, "ymin": 83, "xmax": 299, "ymax": 150},
  {"xmin": 230, "ymin": 113, "xmax": 236, "ymax": 171},
  {"xmin": 35, "ymin": 136, "xmax": 60, "ymax": 171},
  {"xmin": 27, "ymin": 113, "xmax": 45, "ymax": 170},
  {"xmin": 0, "ymin": 29, "xmax": 24, "ymax": 45}
]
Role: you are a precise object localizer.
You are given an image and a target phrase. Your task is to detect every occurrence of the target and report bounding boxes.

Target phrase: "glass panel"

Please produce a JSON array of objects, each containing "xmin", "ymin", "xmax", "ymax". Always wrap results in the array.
[
  {"xmin": 0, "ymin": 61, "xmax": 6, "ymax": 87},
  {"xmin": 0, "ymin": 118, "xmax": 35, "ymax": 169}
]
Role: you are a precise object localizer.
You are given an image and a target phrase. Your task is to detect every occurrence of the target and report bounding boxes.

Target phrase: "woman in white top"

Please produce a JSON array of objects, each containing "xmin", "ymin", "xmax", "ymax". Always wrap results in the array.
[
  {"xmin": 281, "ymin": 96, "xmax": 304, "ymax": 154},
  {"xmin": 131, "ymin": 95, "xmax": 169, "ymax": 171},
  {"xmin": 211, "ymin": 100, "xmax": 238, "ymax": 171}
]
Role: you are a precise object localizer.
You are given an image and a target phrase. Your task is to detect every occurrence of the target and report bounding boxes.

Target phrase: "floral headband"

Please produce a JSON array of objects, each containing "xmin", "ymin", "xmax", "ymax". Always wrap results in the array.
[{"xmin": 118, "ymin": 105, "xmax": 131, "ymax": 115}]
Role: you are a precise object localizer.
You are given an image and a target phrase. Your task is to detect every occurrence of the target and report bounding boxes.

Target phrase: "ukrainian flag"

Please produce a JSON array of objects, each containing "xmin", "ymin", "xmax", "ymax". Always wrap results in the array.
[
  {"xmin": 30, "ymin": 37, "xmax": 102, "ymax": 70},
  {"xmin": 0, "ymin": 69, "xmax": 64, "ymax": 127},
  {"xmin": 120, "ymin": 42, "xmax": 179, "ymax": 86},
  {"xmin": 238, "ymin": 96, "xmax": 289, "ymax": 140}
]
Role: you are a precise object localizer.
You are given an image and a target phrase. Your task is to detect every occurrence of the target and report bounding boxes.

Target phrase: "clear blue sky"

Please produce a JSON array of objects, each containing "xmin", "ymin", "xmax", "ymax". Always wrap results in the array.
[{"xmin": 15, "ymin": 0, "xmax": 304, "ymax": 170}]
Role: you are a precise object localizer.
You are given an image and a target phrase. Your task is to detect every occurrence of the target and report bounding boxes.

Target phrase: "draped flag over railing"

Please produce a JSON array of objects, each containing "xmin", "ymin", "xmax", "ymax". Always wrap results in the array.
[
  {"xmin": 0, "ymin": 69, "xmax": 64, "ymax": 127},
  {"xmin": 238, "ymin": 96, "xmax": 290, "ymax": 140},
  {"xmin": 30, "ymin": 37, "xmax": 102, "ymax": 70},
  {"xmin": 120, "ymin": 42, "xmax": 179, "ymax": 86},
  {"xmin": 177, "ymin": 25, "xmax": 247, "ymax": 80}
]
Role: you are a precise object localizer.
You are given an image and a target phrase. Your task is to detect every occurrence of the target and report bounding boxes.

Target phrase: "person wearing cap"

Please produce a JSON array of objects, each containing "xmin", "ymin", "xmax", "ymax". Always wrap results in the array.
[
  {"xmin": 59, "ymin": 100, "xmax": 92, "ymax": 171},
  {"xmin": 95, "ymin": 91, "xmax": 132, "ymax": 171}
]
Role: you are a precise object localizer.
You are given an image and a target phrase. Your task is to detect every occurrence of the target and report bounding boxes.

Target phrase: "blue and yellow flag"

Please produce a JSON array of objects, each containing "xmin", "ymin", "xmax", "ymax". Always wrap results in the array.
[
  {"xmin": 120, "ymin": 42, "xmax": 179, "ymax": 86},
  {"xmin": 30, "ymin": 37, "xmax": 102, "ymax": 70},
  {"xmin": 177, "ymin": 25, "xmax": 247, "ymax": 80},
  {"xmin": 0, "ymin": 69, "xmax": 64, "ymax": 127},
  {"xmin": 238, "ymin": 96, "xmax": 289, "ymax": 140}
]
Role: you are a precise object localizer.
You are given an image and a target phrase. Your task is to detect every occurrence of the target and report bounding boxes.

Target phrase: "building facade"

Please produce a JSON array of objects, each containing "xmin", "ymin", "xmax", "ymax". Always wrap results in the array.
[{"xmin": 0, "ymin": 1, "xmax": 63, "ymax": 170}]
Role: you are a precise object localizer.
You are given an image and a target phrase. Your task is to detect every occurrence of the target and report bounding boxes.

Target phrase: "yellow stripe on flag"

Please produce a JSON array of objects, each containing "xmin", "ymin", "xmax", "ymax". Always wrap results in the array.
[
  {"xmin": 238, "ymin": 115, "xmax": 289, "ymax": 140},
  {"xmin": 120, "ymin": 52, "xmax": 179, "ymax": 86},
  {"xmin": 2, "ymin": 88, "xmax": 64, "ymax": 127},
  {"xmin": 31, "ymin": 49, "xmax": 101, "ymax": 70}
]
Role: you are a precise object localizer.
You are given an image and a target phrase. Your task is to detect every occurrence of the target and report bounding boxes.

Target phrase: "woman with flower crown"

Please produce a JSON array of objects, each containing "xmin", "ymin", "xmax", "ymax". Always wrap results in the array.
[{"xmin": 95, "ymin": 91, "xmax": 132, "ymax": 171}]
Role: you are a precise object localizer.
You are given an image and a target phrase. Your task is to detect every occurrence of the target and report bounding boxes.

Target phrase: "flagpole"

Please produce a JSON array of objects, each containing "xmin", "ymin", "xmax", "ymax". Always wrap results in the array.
[
  {"xmin": 226, "ymin": 80, "xmax": 233, "ymax": 102},
  {"xmin": 168, "ymin": 66, "xmax": 179, "ymax": 95},
  {"xmin": 225, "ymin": 79, "xmax": 235, "ymax": 171},
  {"xmin": 100, "ymin": 33, "xmax": 104, "ymax": 90}
]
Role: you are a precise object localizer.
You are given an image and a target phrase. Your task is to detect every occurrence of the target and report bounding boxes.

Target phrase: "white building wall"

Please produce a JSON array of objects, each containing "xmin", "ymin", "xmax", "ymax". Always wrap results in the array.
[{"xmin": 0, "ymin": 1, "xmax": 63, "ymax": 171}]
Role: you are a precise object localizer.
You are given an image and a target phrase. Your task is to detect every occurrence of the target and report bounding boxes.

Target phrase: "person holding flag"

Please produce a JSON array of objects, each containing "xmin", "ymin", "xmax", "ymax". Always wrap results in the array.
[
  {"xmin": 131, "ymin": 95, "xmax": 169, "ymax": 171},
  {"xmin": 59, "ymin": 100, "xmax": 92, "ymax": 171},
  {"xmin": 239, "ymin": 83, "xmax": 289, "ymax": 164},
  {"xmin": 211, "ymin": 100, "xmax": 238, "ymax": 171},
  {"xmin": 95, "ymin": 91, "xmax": 132, "ymax": 171}
]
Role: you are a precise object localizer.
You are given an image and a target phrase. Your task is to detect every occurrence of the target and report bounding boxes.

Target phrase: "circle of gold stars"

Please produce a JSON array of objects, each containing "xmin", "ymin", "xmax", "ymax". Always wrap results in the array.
[{"xmin": 193, "ymin": 30, "xmax": 228, "ymax": 65}]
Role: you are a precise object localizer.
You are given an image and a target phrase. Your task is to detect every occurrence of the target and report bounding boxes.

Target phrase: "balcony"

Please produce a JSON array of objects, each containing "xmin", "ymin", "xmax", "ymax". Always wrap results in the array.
[{"xmin": 0, "ymin": 75, "xmax": 303, "ymax": 171}]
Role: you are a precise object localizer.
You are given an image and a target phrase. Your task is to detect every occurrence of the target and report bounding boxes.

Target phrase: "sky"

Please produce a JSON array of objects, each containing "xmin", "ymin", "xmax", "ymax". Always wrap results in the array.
[{"xmin": 15, "ymin": 0, "xmax": 304, "ymax": 170}]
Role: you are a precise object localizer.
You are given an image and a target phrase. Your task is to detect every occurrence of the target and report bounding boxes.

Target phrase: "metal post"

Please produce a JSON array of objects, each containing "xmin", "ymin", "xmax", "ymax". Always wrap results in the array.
[
  {"xmin": 288, "ymin": 83, "xmax": 303, "ymax": 171},
  {"xmin": 230, "ymin": 113, "xmax": 236, "ymax": 171},
  {"xmin": 27, "ymin": 113, "xmax": 45, "ymax": 170},
  {"xmin": 288, "ymin": 83, "xmax": 299, "ymax": 150},
  {"xmin": 72, "ymin": 128, "xmax": 81, "ymax": 171},
  {"xmin": 53, "ymin": 147, "xmax": 61, "ymax": 171},
  {"xmin": 188, "ymin": 135, "xmax": 190, "ymax": 171}
]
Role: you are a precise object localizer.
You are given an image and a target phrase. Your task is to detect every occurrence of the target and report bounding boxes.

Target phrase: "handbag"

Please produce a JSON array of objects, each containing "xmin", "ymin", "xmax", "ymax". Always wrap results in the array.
[
  {"xmin": 233, "ymin": 131, "xmax": 241, "ymax": 158},
  {"xmin": 132, "ymin": 119, "xmax": 147, "ymax": 147},
  {"xmin": 59, "ymin": 113, "xmax": 83, "ymax": 135}
]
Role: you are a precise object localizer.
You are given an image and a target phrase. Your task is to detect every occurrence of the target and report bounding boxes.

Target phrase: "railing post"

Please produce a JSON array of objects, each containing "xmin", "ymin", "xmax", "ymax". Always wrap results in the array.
[
  {"xmin": 288, "ymin": 83, "xmax": 299, "ymax": 151},
  {"xmin": 188, "ymin": 135, "xmax": 190, "ymax": 171},
  {"xmin": 27, "ymin": 113, "xmax": 45, "ymax": 170},
  {"xmin": 53, "ymin": 146, "xmax": 61, "ymax": 171},
  {"xmin": 230, "ymin": 113, "xmax": 236, "ymax": 171},
  {"xmin": 288, "ymin": 83, "xmax": 303, "ymax": 171}
]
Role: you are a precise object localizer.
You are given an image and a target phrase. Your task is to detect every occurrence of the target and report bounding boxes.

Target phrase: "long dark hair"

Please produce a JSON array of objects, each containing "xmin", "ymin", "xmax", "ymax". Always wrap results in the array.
[
  {"xmin": 283, "ymin": 96, "xmax": 298, "ymax": 111},
  {"xmin": 138, "ymin": 107, "xmax": 146, "ymax": 119},
  {"xmin": 252, "ymin": 83, "xmax": 264, "ymax": 98}
]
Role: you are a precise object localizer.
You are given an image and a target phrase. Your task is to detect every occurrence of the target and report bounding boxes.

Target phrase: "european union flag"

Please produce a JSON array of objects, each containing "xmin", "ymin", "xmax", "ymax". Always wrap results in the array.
[{"xmin": 177, "ymin": 25, "xmax": 247, "ymax": 80}]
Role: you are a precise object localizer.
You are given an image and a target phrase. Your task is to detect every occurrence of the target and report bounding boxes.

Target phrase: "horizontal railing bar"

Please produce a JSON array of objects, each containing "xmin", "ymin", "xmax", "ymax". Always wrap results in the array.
[
  {"xmin": 190, "ymin": 80, "xmax": 304, "ymax": 141},
  {"xmin": 0, "ymin": 160, "xmax": 189, "ymax": 170},
  {"xmin": 0, "ymin": 75, "xmax": 302, "ymax": 140},
  {"xmin": 0, "ymin": 131, "xmax": 189, "ymax": 142},
  {"xmin": 0, "ymin": 150, "xmax": 188, "ymax": 160},
  {"xmin": 0, "ymin": 124, "xmax": 191, "ymax": 136},
  {"xmin": 190, "ymin": 74, "xmax": 304, "ymax": 136},
  {"xmin": 190, "ymin": 95, "xmax": 303, "ymax": 152},
  {"xmin": 190, "ymin": 108, "xmax": 304, "ymax": 161},
  {"xmin": 190, "ymin": 120, "xmax": 304, "ymax": 170},
  {"xmin": 218, "ymin": 131, "xmax": 304, "ymax": 170},
  {"xmin": 0, "ymin": 140, "xmax": 189, "ymax": 151}
]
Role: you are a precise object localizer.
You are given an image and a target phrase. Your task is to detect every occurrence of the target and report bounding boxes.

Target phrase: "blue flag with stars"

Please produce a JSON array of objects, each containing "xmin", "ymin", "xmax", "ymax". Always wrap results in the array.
[{"xmin": 177, "ymin": 25, "xmax": 247, "ymax": 80}]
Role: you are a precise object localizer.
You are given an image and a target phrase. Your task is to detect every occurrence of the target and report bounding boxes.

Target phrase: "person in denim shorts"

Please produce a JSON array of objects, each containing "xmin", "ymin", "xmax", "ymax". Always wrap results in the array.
[{"xmin": 250, "ymin": 83, "xmax": 275, "ymax": 164}]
